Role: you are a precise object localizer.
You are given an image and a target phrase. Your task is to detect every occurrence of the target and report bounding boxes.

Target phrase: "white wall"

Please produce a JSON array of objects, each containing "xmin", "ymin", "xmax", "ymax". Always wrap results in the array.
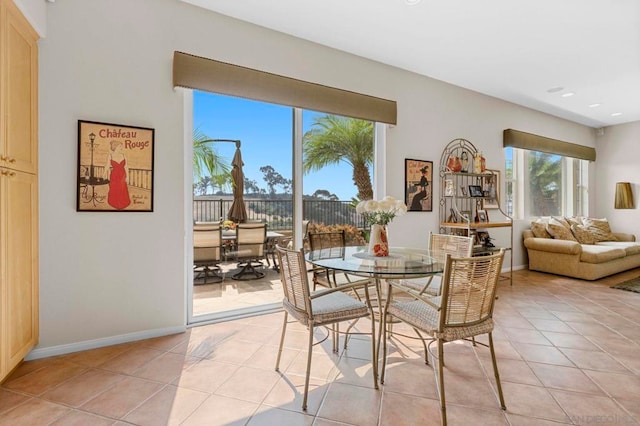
[
  {"xmin": 36, "ymin": 0, "xmax": 596, "ymax": 354},
  {"xmin": 14, "ymin": 0, "xmax": 46, "ymax": 37},
  {"xmin": 595, "ymin": 121, "xmax": 640, "ymax": 237}
]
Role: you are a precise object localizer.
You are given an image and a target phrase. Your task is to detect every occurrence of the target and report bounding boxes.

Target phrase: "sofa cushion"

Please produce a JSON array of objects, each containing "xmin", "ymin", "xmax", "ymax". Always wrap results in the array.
[
  {"xmin": 571, "ymin": 224, "xmax": 597, "ymax": 245},
  {"xmin": 582, "ymin": 218, "xmax": 616, "ymax": 242},
  {"xmin": 580, "ymin": 245, "xmax": 626, "ymax": 264},
  {"xmin": 596, "ymin": 241, "xmax": 640, "ymax": 256},
  {"xmin": 547, "ymin": 217, "xmax": 578, "ymax": 242},
  {"xmin": 530, "ymin": 218, "xmax": 552, "ymax": 238}
]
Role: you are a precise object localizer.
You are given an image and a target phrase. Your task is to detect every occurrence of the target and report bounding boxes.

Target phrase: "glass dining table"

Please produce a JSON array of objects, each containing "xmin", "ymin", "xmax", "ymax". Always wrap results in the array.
[{"xmin": 305, "ymin": 246, "xmax": 444, "ymax": 363}]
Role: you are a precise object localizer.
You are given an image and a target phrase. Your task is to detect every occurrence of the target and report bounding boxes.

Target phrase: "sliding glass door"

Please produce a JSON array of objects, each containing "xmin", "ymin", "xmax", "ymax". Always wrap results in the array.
[{"xmin": 188, "ymin": 92, "xmax": 376, "ymax": 324}]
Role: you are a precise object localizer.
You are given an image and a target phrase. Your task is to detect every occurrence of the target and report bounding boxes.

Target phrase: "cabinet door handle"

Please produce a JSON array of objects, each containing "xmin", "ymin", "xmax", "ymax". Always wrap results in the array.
[
  {"xmin": 0, "ymin": 156, "xmax": 16, "ymax": 163},
  {"xmin": 8, "ymin": 158, "xmax": 16, "ymax": 163},
  {"xmin": 1, "ymin": 170, "xmax": 16, "ymax": 177}
]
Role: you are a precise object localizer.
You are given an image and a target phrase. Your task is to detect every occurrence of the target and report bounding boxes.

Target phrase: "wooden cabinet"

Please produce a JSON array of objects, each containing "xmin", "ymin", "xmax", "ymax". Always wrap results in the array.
[
  {"xmin": 0, "ymin": 0, "xmax": 38, "ymax": 174},
  {"xmin": 0, "ymin": 0, "xmax": 39, "ymax": 382}
]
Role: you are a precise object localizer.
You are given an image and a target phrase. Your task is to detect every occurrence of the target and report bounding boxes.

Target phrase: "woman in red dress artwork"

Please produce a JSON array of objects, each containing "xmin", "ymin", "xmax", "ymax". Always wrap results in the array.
[{"xmin": 104, "ymin": 140, "xmax": 131, "ymax": 209}]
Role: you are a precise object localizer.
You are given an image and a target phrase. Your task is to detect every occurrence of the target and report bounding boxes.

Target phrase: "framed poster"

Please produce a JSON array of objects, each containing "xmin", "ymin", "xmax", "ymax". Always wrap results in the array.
[
  {"xmin": 405, "ymin": 159, "xmax": 433, "ymax": 212},
  {"xmin": 77, "ymin": 120, "xmax": 154, "ymax": 212},
  {"xmin": 483, "ymin": 170, "xmax": 500, "ymax": 209}
]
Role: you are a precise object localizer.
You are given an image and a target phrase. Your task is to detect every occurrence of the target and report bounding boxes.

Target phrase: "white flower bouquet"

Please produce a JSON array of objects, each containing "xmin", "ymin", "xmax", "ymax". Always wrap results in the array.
[{"xmin": 356, "ymin": 196, "xmax": 407, "ymax": 226}]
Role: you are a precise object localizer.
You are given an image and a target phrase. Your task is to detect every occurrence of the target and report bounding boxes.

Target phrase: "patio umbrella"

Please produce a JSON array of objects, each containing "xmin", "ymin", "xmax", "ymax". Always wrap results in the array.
[{"xmin": 228, "ymin": 145, "xmax": 247, "ymax": 222}]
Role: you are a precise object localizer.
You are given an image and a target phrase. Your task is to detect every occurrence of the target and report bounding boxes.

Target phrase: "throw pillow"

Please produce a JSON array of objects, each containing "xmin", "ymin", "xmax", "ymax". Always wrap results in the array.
[
  {"xmin": 565, "ymin": 216, "xmax": 584, "ymax": 227},
  {"xmin": 551, "ymin": 216, "xmax": 572, "ymax": 230},
  {"xmin": 571, "ymin": 224, "xmax": 596, "ymax": 245},
  {"xmin": 582, "ymin": 217, "xmax": 616, "ymax": 242},
  {"xmin": 530, "ymin": 219, "xmax": 552, "ymax": 238},
  {"xmin": 546, "ymin": 217, "xmax": 578, "ymax": 241}
]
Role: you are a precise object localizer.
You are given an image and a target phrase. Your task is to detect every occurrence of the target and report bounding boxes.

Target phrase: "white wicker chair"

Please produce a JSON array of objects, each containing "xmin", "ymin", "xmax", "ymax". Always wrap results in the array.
[
  {"xmin": 275, "ymin": 245, "xmax": 377, "ymax": 411},
  {"xmin": 381, "ymin": 249, "xmax": 506, "ymax": 426},
  {"xmin": 388, "ymin": 233, "xmax": 473, "ymax": 296}
]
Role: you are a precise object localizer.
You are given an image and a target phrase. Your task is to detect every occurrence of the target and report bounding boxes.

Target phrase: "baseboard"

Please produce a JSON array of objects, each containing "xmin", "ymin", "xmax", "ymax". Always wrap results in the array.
[{"xmin": 25, "ymin": 325, "xmax": 187, "ymax": 361}]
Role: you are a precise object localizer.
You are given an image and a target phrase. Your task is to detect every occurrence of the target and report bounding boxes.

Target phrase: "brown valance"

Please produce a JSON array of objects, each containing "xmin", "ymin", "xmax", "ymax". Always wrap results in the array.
[
  {"xmin": 503, "ymin": 129, "xmax": 596, "ymax": 161},
  {"xmin": 173, "ymin": 51, "xmax": 397, "ymax": 125}
]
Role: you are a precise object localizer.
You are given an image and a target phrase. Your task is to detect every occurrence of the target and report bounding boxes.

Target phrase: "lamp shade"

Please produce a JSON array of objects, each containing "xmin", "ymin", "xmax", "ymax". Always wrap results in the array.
[{"xmin": 614, "ymin": 182, "xmax": 634, "ymax": 209}]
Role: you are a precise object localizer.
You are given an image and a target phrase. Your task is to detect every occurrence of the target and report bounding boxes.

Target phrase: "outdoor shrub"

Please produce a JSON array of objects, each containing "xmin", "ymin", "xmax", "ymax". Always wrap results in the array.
[{"xmin": 307, "ymin": 222, "xmax": 367, "ymax": 246}]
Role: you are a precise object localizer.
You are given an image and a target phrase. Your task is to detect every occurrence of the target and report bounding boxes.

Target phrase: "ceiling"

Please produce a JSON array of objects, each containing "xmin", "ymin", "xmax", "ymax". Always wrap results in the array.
[{"xmin": 182, "ymin": 0, "xmax": 640, "ymax": 128}]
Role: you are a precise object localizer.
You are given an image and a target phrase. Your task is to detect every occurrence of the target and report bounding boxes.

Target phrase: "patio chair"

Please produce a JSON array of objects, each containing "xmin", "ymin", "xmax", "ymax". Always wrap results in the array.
[
  {"xmin": 193, "ymin": 222, "xmax": 224, "ymax": 284},
  {"xmin": 387, "ymin": 233, "xmax": 473, "ymax": 297},
  {"xmin": 274, "ymin": 245, "xmax": 378, "ymax": 411},
  {"xmin": 381, "ymin": 250, "xmax": 506, "ymax": 426},
  {"xmin": 229, "ymin": 222, "xmax": 267, "ymax": 280}
]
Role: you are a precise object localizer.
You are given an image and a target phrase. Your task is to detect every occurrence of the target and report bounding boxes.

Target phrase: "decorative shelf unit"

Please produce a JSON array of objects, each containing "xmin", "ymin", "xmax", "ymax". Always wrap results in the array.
[{"xmin": 438, "ymin": 138, "xmax": 513, "ymax": 283}]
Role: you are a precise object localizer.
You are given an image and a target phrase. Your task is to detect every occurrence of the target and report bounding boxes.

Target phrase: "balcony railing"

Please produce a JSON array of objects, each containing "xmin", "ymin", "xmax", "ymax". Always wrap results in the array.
[{"xmin": 193, "ymin": 197, "xmax": 368, "ymax": 230}]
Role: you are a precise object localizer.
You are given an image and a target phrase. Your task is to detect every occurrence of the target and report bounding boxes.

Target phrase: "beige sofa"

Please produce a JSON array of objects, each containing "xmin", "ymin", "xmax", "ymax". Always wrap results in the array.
[{"xmin": 523, "ymin": 225, "xmax": 640, "ymax": 281}]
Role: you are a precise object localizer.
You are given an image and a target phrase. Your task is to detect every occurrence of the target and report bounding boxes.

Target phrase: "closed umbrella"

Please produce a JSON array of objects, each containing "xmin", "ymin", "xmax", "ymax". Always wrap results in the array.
[{"xmin": 228, "ymin": 145, "xmax": 247, "ymax": 222}]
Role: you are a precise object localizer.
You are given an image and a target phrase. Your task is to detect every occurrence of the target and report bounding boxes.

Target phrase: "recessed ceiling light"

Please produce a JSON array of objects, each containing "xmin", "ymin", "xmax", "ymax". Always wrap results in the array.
[
  {"xmin": 588, "ymin": 103, "xmax": 601, "ymax": 108},
  {"xmin": 405, "ymin": 0, "xmax": 422, "ymax": 4},
  {"xmin": 561, "ymin": 92, "xmax": 575, "ymax": 98},
  {"xmin": 546, "ymin": 87, "xmax": 564, "ymax": 93},
  {"xmin": 611, "ymin": 112, "xmax": 623, "ymax": 117}
]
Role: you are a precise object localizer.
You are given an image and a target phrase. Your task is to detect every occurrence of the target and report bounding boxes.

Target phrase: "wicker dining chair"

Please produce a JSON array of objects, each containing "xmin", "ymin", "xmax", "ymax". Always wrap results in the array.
[
  {"xmin": 381, "ymin": 249, "xmax": 506, "ymax": 426},
  {"xmin": 387, "ymin": 232, "xmax": 473, "ymax": 297},
  {"xmin": 307, "ymin": 230, "xmax": 349, "ymax": 290},
  {"xmin": 275, "ymin": 245, "xmax": 377, "ymax": 411}
]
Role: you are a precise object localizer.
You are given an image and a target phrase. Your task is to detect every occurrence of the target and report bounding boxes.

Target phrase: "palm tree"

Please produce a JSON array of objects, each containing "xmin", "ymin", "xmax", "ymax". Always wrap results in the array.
[
  {"xmin": 528, "ymin": 152, "xmax": 562, "ymax": 216},
  {"xmin": 193, "ymin": 128, "xmax": 231, "ymax": 194},
  {"xmin": 303, "ymin": 115, "xmax": 374, "ymax": 200}
]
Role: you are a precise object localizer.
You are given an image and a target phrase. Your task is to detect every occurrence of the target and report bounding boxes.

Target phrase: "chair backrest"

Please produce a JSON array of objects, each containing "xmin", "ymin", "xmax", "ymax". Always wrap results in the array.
[
  {"xmin": 193, "ymin": 223, "xmax": 223, "ymax": 262},
  {"xmin": 276, "ymin": 245, "xmax": 312, "ymax": 316},
  {"xmin": 428, "ymin": 232, "xmax": 474, "ymax": 264},
  {"xmin": 439, "ymin": 249, "xmax": 505, "ymax": 330},
  {"xmin": 308, "ymin": 230, "xmax": 346, "ymax": 251},
  {"xmin": 235, "ymin": 222, "xmax": 267, "ymax": 258}
]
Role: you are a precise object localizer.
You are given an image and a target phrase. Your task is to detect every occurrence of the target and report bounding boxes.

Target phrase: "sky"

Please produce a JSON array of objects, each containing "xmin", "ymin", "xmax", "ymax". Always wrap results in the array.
[{"xmin": 193, "ymin": 91, "xmax": 360, "ymax": 200}]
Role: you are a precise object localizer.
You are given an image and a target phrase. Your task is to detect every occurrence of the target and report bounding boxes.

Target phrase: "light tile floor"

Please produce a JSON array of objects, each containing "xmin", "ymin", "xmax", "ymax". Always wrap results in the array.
[
  {"xmin": 193, "ymin": 260, "xmax": 283, "ymax": 316},
  {"xmin": 3, "ymin": 269, "xmax": 640, "ymax": 425}
]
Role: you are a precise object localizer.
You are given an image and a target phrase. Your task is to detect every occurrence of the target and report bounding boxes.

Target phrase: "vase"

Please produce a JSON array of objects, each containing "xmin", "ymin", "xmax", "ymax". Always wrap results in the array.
[
  {"xmin": 447, "ymin": 155, "xmax": 462, "ymax": 172},
  {"xmin": 368, "ymin": 224, "xmax": 389, "ymax": 257}
]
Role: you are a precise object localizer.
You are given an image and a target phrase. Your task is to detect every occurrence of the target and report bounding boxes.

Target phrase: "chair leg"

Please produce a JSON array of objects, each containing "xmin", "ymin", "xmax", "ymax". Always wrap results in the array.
[
  {"xmin": 275, "ymin": 312, "xmax": 288, "ymax": 372},
  {"xmin": 436, "ymin": 339, "xmax": 447, "ymax": 426},
  {"xmin": 344, "ymin": 317, "xmax": 361, "ymax": 349},
  {"xmin": 302, "ymin": 325, "xmax": 315, "ymax": 411},
  {"xmin": 380, "ymin": 309, "xmax": 388, "ymax": 385},
  {"xmin": 413, "ymin": 327, "xmax": 429, "ymax": 365},
  {"xmin": 488, "ymin": 332, "xmax": 506, "ymax": 410},
  {"xmin": 371, "ymin": 313, "xmax": 379, "ymax": 389}
]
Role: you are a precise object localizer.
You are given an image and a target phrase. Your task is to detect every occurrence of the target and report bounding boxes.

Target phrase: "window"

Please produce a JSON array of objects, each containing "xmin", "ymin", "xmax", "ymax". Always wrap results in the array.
[{"xmin": 505, "ymin": 147, "xmax": 588, "ymax": 219}]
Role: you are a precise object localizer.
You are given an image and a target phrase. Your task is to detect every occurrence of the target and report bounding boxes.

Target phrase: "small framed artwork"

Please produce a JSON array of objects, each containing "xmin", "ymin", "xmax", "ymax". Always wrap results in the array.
[
  {"xmin": 468, "ymin": 185, "xmax": 483, "ymax": 197},
  {"xmin": 447, "ymin": 208, "xmax": 457, "ymax": 223},
  {"xmin": 77, "ymin": 120, "xmax": 154, "ymax": 212},
  {"xmin": 483, "ymin": 170, "xmax": 500, "ymax": 209},
  {"xmin": 444, "ymin": 179, "xmax": 455, "ymax": 197},
  {"xmin": 477, "ymin": 209, "xmax": 489, "ymax": 223},
  {"xmin": 405, "ymin": 159, "xmax": 433, "ymax": 212}
]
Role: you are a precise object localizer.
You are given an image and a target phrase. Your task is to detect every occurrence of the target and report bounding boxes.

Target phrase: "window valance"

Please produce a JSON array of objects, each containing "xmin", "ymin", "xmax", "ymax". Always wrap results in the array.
[
  {"xmin": 503, "ymin": 129, "xmax": 596, "ymax": 161},
  {"xmin": 173, "ymin": 51, "xmax": 397, "ymax": 125}
]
